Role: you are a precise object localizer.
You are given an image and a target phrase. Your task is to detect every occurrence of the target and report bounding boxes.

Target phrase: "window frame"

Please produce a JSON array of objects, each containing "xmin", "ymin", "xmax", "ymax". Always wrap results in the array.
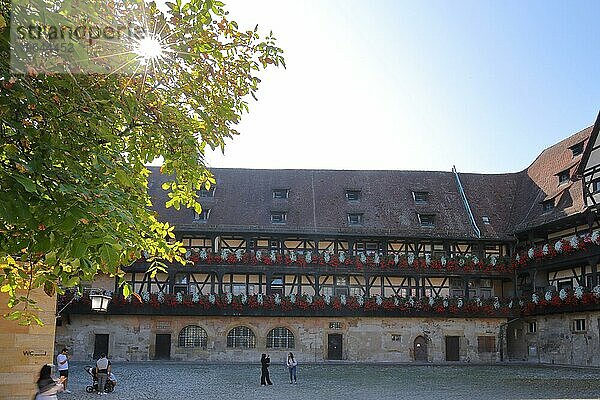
[
  {"xmin": 572, "ymin": 318, "xmax": 586, "ymax": 333},
  {"xmin": 570, "ymin": 141, "xmax": 584, "ymax": 157},
  {"xmin": 266, "ymin": 327, "xmax": 295, "ymax": 349},
  {"xmin": 178, "ymin": 325, "xmax": 208, "ymax": 348},
  {"xmin": 542, "ymin": 200, "xmax": 554, "ymax": 213},
  {"xmin": 345, "ymin": 190, "xmax": 361, "ymax": 201},
  {"xmin": 226, "ymin": 326, "xmax": 256, "ymax": 348},
  {"xmin": 347, "ymin": 213, "xmax": 364, "ymax": 225},
  {"xmin": 413, "ymin": 191, "xmax": 429, "ymax": 204},
  {"xmin": 558, "ymin": 170, "xmax": 570, "ymax": 185},
  {"xmin": 194, "ymin": 209, "xmax": 211, "ymax": 222},
  {"xmin": 270, "ymin": 211, "xmax": 287, "ymax": 224},
  {"xmin": 477, "ymin": 336, "xmax": 496, "ymax": 353},
  {"xmin": 272, "ymin": 189, "xmax": 289, "ymax": 199},
  {"xmin": 418, "ymin": 213, "xmax": 435, "ymax": 227}
]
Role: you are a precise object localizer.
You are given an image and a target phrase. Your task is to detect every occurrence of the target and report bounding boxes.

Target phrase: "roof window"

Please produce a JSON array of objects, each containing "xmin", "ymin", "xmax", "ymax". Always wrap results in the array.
[
  {"xmin": 345, "ymin": 190, "xmax": 361, "ymax": 201},
  {"xmin": 418, "ymin": 214, "xmax": 435, "ymax": 227},
  {"xmin": 413, "ymin": 191, "xmax": 429, "ymax": 204}
]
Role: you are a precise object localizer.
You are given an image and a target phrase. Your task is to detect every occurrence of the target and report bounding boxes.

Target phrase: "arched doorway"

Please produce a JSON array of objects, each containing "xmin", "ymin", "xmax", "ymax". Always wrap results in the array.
[{"xmin": 414, "ymin": 336, "xmax": 428, "ymax": 362}]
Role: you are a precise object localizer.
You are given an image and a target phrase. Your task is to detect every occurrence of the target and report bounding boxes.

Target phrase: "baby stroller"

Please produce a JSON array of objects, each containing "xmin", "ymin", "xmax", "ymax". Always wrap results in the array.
[{"xmin": 84, "ymin": 366, "xmax": 115, "ymax": 393}]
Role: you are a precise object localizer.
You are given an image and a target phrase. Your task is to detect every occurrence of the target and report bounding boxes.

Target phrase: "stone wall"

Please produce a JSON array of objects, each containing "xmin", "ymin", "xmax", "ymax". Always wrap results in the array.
[
  {"xmin": 56, "ymin": 315, "xmax": 505, "ymax": 364},
  {"xmin": 509, "ymin": 311, "xmax": 600, "ymax": 366},
  {"xmin": 0, "ymin": 291, "xmax": 57, "ymax": 400}
]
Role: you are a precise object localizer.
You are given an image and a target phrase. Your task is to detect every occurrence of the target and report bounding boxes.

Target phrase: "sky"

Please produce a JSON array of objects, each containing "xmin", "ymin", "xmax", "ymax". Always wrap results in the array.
[{"xmin": 204, "ymin": 0, "xmax": 600, "ymax": 174}]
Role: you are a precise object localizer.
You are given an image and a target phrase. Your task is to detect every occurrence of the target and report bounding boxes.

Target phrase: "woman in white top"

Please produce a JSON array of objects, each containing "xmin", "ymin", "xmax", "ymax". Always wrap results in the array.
[
  {"xmin": 35, "ymin": 365, "xmax": 65, "ymax": 400},
  {"xmin": 286, "ymin": 352, "xmax": 298, "ymax": 384}
]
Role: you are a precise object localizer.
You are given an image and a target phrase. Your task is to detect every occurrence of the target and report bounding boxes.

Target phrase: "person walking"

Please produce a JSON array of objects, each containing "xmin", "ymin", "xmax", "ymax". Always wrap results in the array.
[
  {"xmin": 34, "ymin": 364, "xmax": 65, "ymax": 400},
  {"xmin": 56, "ymin": 348, "xmax": 72, "ymax": 394},
  {"xmin": 286, "ymin": 352, "xmax": 297, "ymax": 384},
  {"xmin": 96, "ymin": 353, "xmax": 110, "ymax": 395},
  {"xmin": 260, "ymin": 353, "xmax": 273, "ymax": 386}
]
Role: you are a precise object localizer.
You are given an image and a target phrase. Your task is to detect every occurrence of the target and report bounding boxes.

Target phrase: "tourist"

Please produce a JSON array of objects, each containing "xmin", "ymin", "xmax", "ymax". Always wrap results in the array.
[
  {"xmin": 34, "ymin": 364, "xmax": 65, "ymax": 399},
  {"xmin": 96, "ymin": 353, "xmax": 110, "ymax": 395},
  {"xmin": 286, "ymin": 352, "xmax": 297, "ymax": 384},
  {"xmin": 56, "ymin": 348, "xmax": 72, "ymax": 394},
  {"xmin": 260, "ymin": 353, "xmax": 273, "ymax": 385}
]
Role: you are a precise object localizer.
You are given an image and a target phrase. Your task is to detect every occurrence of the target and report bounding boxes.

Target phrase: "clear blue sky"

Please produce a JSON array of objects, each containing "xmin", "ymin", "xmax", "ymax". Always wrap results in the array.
[{"xmin": 205, "ymin": 0, "xmax": 600, "ymax": 173}]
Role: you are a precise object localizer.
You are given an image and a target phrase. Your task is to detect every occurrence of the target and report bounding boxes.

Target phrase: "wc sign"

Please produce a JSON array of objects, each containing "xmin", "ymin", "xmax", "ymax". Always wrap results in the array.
[{"xmin": 23, "ymin": 350, "xmax": 47, "ymax": 357}]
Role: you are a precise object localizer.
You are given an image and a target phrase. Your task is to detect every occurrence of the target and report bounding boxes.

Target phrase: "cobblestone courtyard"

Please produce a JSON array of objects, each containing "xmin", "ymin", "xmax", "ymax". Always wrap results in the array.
[{"xmin": 57, "ymin": 362, "xmax": 600, "ymax": 400}]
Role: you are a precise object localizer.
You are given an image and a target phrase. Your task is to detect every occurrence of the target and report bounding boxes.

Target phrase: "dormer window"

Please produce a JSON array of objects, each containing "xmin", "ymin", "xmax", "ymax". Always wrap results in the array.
[
  {"xmin": 592, "ymin": 179, "xmax": 600, "ymax": 194},
  {"xmin": 570, "ymin": 141, "xmax": 584, "ymax": 157},
  {"xmin": 270, "ymin": 211, "xmax": 287, "ymax": 224},
  {"xmin": 413, "ymin": 191, "xmax": 429, "ymax": 204},
  {"xmin": 542, "ymin": 200, "xmax": 554, "ymax": 213},
  {"xmin": 345, "ymin": 190, "xmax": 361, "ymax": 201},
  {"xmin": 482, "ymin": 216, "xmax": 490, "ymax": 224},
  {"xmin": 347, "ymin": 213, "xmax": 363, "ymax": 225},
  {"xmin": 418, "ymin": 214, "xmax": 435, "ymax": 227},
  {"xmin": 199, "ymin": 187, "xmax": 215, "ymax": 197},
  {"xmin": 272, "ymin": 189, "xmax": 289, "ymax": 199},
  {"xmin": 194, "ymin": 209, "xmax": 210, "ymax": 222},
  {"xmin": 558, "ymin": 170, "xmax": 570, "ymax": 185}
]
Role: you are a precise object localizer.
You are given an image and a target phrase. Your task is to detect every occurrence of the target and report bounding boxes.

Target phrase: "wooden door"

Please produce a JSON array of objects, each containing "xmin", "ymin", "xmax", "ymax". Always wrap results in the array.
[
  {"xmin": 93, "ymin": 334, "xmax": 109, "ymax": 359},
  {"xmin": 445, "ymin": 336, "xmax": 460, "ymax": 361},
  {"xmin": 414, "ymin": 336, "xmax": 428, "ymax": 361},
  {"xmin": 155, "ymin": 334, "xmax": 171, "ymax": 360},
  {"xmin": 327, "ymin": 334, "xmax": 343, "ymax": 360}
]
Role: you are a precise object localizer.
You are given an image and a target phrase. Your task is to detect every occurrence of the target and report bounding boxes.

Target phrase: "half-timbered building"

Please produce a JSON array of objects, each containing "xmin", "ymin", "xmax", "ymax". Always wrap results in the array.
[{"xmin": 56, "ymin": 112, "xmax": 600, "ymax": 365}]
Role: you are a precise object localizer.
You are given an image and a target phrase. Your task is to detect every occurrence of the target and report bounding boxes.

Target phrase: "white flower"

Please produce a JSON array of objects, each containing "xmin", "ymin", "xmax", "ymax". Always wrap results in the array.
[
  {"xmin": 545, "ymin": 291, "xmax": 552, "ymax": 302},
  {"xmin": 508, "ymin": 300, "xmax": 513, "ymax": 308},
  {"xmin": 176, "ymin": 292, "xmax": 183, "ymax": 304},
  {"xmin": 532, "ymin": 294, "xmax": 539, "ymax": 304},
  {"xmin": 428, "ymin": 296, "xmax": 435, "ymax": 306},
  {"xmin": 235, "ymin": 249, "xmax": 243, "ymax": 261},
  {"xmin": 457, "ymin": 298, "xmax": 463, "ymax": 308},
  {"xmin": 554, "ymin": 241, "xmax": 563, "ymax": 253},
  {"xmin": 559, "ymin": 289, "xmax": 567, "ymax": 300},
  {"xmin": 528, "ymin": 248, "xmax": 535, "ymax": 259},
  {"xmin": 408, "ymin": 297, "xmax": 415, "ymax": 307},
  {"xmin": 516, "ymin": 254, "xmax": 520, "ymax": 262},
  {"xmin": 208, "ymin": 294, "xmax": 216, "ymax": 304},
  {"xmin": 270, "ymin": 250, "xmax": 277, "ymax": 262},
  {"xmin": 542, "ymin": 244, "xmax": 549, "ymax": 255},
  {"xmin": 476, "ymin": 297, "xmax": 482, "ymax": 307},
  {"xmin": 305, "ymin": 252, "xmax": 312, "ymax": 264},
  {"xmin": 518, "ymin": 299, "xmax": 524, "ymax": 307},
  {"xmin": 199, "ymin": 249, "xmax": 208, "ymax": 260},
  {"xmin": 376, "ymin": 295, "xmax": 383, "ymax": 305},
  {"xmin": 257, "ymin": 293, "xmax": 264, "ymax": 305},
  {"xmin": 493, "ymin": 297, "xmax": 500, "ymax": 309},
  {"xmin": 141, "ymin": 291, "xmax": 150, "ymax": 303},
  {"xmin": 340, "ymin": 294, "xmax": 346, "ymax": 305},
  {"xmin": 425, "ymin": 254, "xmax": 431, "ymax": 266},
  {"xmin": 357, "ymin": 294, "xmax": 364, "ymax": 306},
  {"xmin": 575, "ymin": 286, "xmax": 584, "ymax": 299},
  {"xmin": 408, "ymin": 254, "xmax": 415, "ymax": 266},
  {"xmin": 324, "ymin": 251, "xmax": 331, "ymax": 263},
  {"xmin": 374, "ymin": 253, "xmax": 380, "ymax": 265},
  {"xmin": 570, "ymin": 236, "xmax": 579, "ymax": 248},
  {"xmin": 192, "ymin": 292, "xmax": 200, "ymax": 303},
  {"xmin": 338, "ymin": 252, "xmax": 346, "ymax": 263},
  {"xmin": 443, "ymin": 298, "xmax": 448, "ymax": 308},
  {"xmin": 241, "ymin": 293, "xmax": 248, "ymax": 304},
  {"xmin": 393, "ymin": 297, "xmax": 399, "ymax": 306},
  {"xmin": 359, "ymin": 252, "xmax": 367, "ymax": 264},
  {"xmin": 290, "ymin": 294, "xmax": 296, "ymax": 304},
  {"xmin": 490, "ymin": 256, "xmax": 497, "ymax": 266},
  {"xmin": 306, "ymin": 294, "xmax": 313, "ymax": 304},
  {"xmin": 255, "ymin": 250, "xmax": 262, "ymax": 260},
  {"xmin": 289, "ymin": 251, "xmax": 297, "ymax": 262},
  {"xmin": 472, "ymin": 256, "xmax": 479, "ymax": 265},
  {"xmin": 158, "ymin": 292, "xmax": 165, "ymax": 303},
  {"xmin": 593, "ymin": 285, "xmax": 600, "ymax": 298},
  {"xmin": 324, "ymin": 294, "xmax": 331, "ymax": 305},
  {"xmin": 126, "ymin": 295, "xmax": 132, "ymax": 303},
  {"xmin": 221, "ymin": 249, "xmax": 230, "ymax": 260},
  {"xmin": 274, "ymin": 293, "xmax": 281, "ymax": 305},
  {"xmin": 394, "ymin": 254, "xmax": 399, "ymax": 265},
  {"xmin": 185, "ymin": 250, "xmax": 191, "ymax": 260},
  {"xmin": 226, "ymin": 292, "xmax": 233, "ymax": 304},
  {"xmin": 458, "ymin": 258, "xmax": 465, "ymax": 267},
  {"xmin": 592, "ymin": 230, "xmax": 600, "ymax": 244},
  {"xmin": 441, "ymin": 256, "xmax": 447, "ymax": 267}
]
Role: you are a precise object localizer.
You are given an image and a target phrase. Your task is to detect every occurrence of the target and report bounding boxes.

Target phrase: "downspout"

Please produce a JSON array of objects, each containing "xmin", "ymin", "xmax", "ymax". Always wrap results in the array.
[{"xmin": 452, "ymin": 165, "xmax": 481, "ymax": 238}]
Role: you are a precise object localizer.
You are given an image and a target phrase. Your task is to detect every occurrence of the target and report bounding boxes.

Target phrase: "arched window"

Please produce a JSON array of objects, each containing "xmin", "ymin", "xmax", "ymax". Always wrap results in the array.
[
  {"xmin": 178, "ymin": 325, "xmax": 207, "ymax": 348},
  {"xmin": 267, "ymin": 327, "xmax": 295, "ymax": 349},
  {"xmin": 227, "ymin": 326, "xmax": 256, "ymax": 348}
]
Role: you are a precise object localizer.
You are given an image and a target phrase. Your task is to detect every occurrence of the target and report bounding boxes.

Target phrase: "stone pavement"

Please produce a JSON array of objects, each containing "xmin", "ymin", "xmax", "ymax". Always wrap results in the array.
[{"xmin": 53, "ymin": 362, "xmax": 600, "ymax": 400}]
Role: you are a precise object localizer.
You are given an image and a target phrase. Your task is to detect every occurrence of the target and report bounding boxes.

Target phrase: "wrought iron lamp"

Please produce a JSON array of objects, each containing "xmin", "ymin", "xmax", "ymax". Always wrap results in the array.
[{"xmin": 90, "ymin": 291, "xmax": 112, "ymax": 312}]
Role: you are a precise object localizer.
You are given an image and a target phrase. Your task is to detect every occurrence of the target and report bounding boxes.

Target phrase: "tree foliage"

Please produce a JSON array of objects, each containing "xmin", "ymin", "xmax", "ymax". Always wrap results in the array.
[{"xmin": 0, "ymin": 0, "xmax": 284, "ymax": 324}]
